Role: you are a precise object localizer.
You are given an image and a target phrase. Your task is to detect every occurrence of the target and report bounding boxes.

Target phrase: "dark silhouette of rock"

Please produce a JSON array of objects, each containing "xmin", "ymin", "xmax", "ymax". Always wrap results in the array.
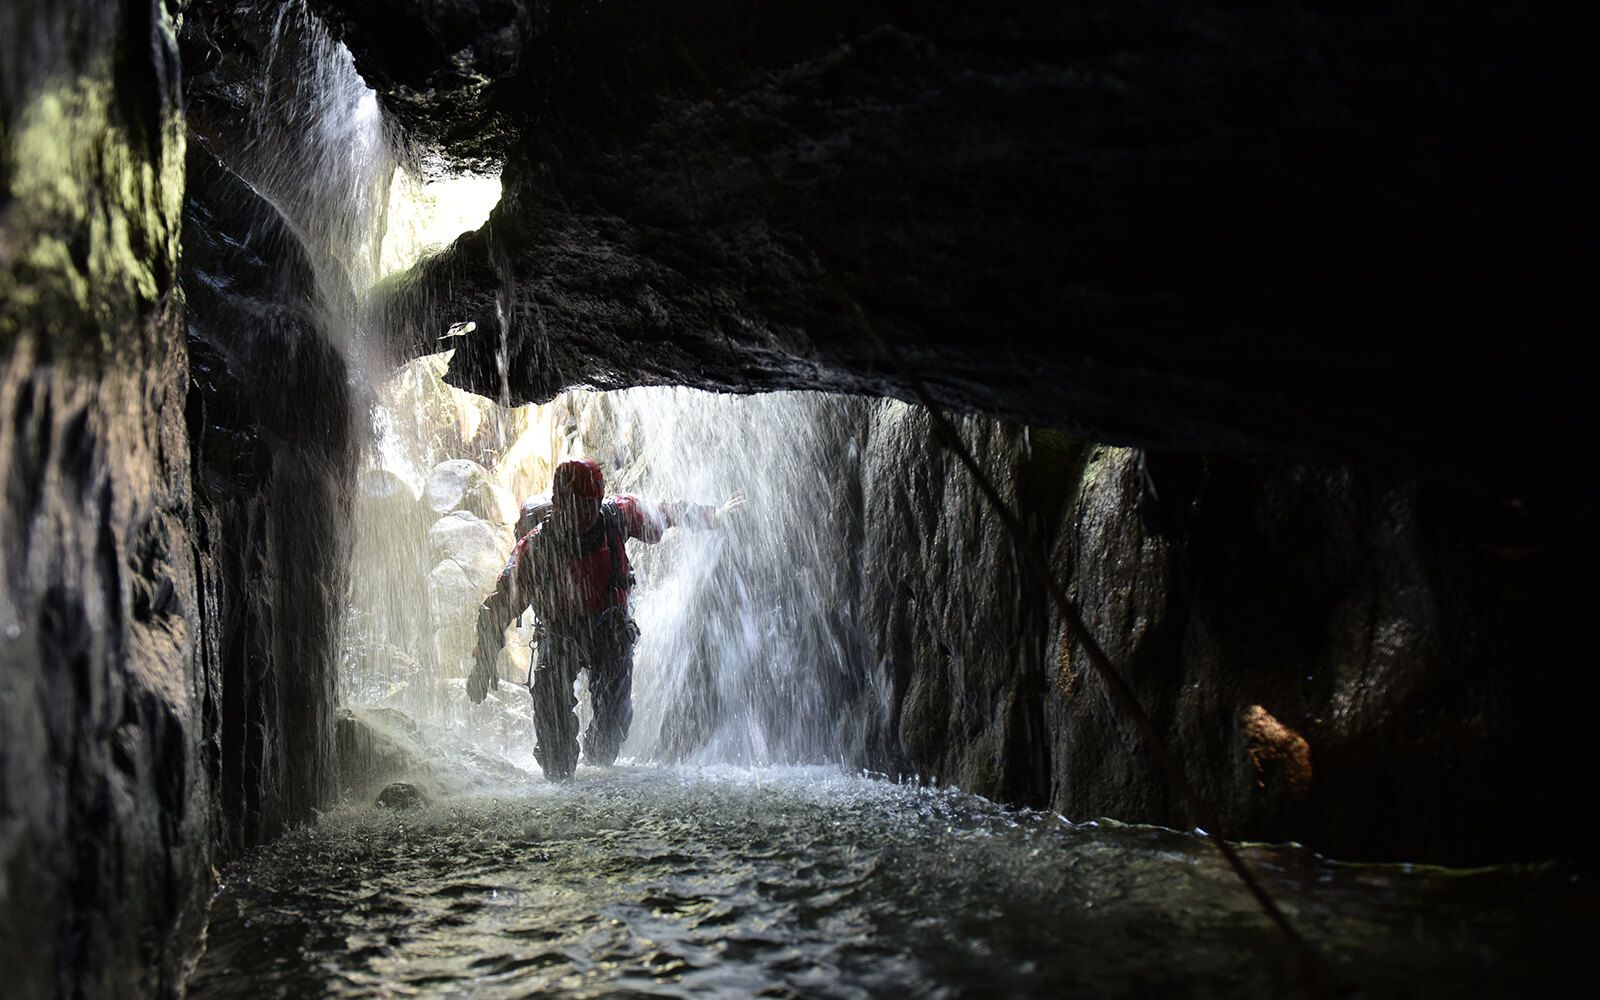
[
  {"xmin": 322, "ymin": 0, "xmax": 1599, "ymax": 477},
  {"xmin": 375, "ymin": 781, "xmax": 428, "ymax": 809},
  {"xmin": 184, "ymin": 142, "xmax": 356, "ymax": 853},
  {"xmin": 858, "ymin": 420, "xmax": 1600, "ymax": 864}
]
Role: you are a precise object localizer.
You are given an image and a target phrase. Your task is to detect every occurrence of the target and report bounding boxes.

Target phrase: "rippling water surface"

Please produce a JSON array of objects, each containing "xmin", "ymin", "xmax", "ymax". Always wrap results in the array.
[{"xmin": 186, "ymin": 765, "xmax": 1587, "ymax": 999}]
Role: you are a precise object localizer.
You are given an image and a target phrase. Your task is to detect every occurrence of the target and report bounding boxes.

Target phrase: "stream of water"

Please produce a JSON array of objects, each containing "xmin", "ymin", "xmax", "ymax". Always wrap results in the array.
[{"xmin": 186, "ymin": 759, "xmax": 1587, "ymax": 999}]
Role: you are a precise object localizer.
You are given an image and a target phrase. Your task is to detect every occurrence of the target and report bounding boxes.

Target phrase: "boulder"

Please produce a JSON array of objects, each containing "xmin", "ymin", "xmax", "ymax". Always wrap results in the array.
[
  {"xmin": 360, "ymin": 467, "xmax": 419, "ymax": 501},
  {"xmin": 424, "ymin": 458, "xmax": 517, "ymax": 523},
  {"xmin": 427, "ymin": 559, "xmax": 482, "ymax": 627},
  {"xmin": 428, "ymin": 510, "xmax": 513, "ymax": 587},
  {"xmin": 375, "ymin": 782, "xmax": 428, "ymax": 809}
]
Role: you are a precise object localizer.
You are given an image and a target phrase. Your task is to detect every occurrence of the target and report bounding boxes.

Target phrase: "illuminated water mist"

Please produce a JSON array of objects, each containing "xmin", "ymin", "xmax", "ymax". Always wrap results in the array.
[
  {"xmin": 345, "ymin": 377, "xmax": 888, "ymax": 774},
  {"xmin": 211, "ymin": 0, "xmax": 393, "ymax": 354},
  {"xmin": 193, "ymin": 0, "xmax": 510, "ymax": 765},
  {"xmin": 196, "ymin": 0, "xmax": 500, "ymax": 370}
]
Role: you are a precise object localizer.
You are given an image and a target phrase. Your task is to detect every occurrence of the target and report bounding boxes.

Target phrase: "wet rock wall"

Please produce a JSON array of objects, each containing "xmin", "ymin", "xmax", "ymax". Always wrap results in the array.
[
  {"xmin": 182, "ymin": 146, "xmax": 355, "ymax": 852},
  {"xmin": 327, "ymin": 0, "xmax": 1599, "ymax": 476},
  {"xmin": 858, "ymin": 408, "xmax": 1599, "ymax": 865},
  {"xmin": 4, "ymin": 1, "xmax": 362, "ymax": 992},
  {"xmin": 1, "ymin": 1, "xmax": 209, "ymax": 995},
  {"xmin": 178, "ymin": 0, "xmax": 383, "ymax": 854}
]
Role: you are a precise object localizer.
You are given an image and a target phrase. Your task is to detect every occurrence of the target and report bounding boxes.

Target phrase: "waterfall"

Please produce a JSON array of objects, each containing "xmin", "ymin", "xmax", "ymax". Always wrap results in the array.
[
  {"xmin": 200, "ymin": 3, "xmax": 877, "ymax": 781},
  {"xmin": 193, "ymin": 0, "xmax": 500, "ymax": 392},
  {"xmin": 210, "ymin": 0, "xmax": 396, "ymax": 359},
  {"xmin": 347, "ymin": 376, "xmax": 895, "ymax": 774},
  {"xmin": 611, "ymin": 389, "xmax": 880, "ymax": 766},
  {"xmin": 184, "ymin": 0, "xmax": 516, "ymax": 760}
]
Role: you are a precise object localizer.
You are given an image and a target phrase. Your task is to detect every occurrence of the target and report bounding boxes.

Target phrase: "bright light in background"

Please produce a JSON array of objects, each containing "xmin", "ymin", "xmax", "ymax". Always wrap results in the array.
[
  {"xmin": 348, "ymin": 373, "xmax": 869, "ymax": 770},
  {"xmin": 379, "ymin": 167, "xmax": 502, "ymax": 278},
  {"xmin": 367, "ymin": 350, "xmax": 574, "ymax": 505}
]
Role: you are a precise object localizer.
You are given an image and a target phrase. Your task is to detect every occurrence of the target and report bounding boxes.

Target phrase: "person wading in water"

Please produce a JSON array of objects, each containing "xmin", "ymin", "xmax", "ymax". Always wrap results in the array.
[{"xmin": 467, "ymin": 457, "xmax": 743, "ymax": 780}]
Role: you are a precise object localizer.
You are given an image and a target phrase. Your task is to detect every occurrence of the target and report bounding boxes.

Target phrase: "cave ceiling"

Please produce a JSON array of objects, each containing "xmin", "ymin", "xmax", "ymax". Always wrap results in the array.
[{"xmin": 312, "ymin": 0, "xmax": 1598, "ymax": 474}]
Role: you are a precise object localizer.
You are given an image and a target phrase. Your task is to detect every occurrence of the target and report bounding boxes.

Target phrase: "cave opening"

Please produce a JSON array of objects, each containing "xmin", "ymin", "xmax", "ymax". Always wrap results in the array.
[{"xmin": 341, "ymin": 369, "xmax": 879, "ymax": 777}]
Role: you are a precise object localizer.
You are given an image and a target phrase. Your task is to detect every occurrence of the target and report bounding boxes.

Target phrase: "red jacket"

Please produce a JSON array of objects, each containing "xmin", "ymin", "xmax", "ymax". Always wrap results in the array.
[{"xmin": 478, "ymin": 495, "xmax": 713, "ymax": 637}]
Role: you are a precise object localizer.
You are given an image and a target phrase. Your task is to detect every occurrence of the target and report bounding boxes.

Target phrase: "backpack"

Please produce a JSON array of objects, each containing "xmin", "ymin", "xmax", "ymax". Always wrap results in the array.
[{"xmin": 535, "ymin": 501, "xmax": 635, "ymax": 601}]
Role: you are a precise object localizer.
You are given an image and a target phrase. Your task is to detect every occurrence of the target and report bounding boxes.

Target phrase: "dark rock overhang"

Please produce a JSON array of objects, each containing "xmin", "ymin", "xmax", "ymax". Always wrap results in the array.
[{"xmin": 316, "ymin": 0, "xmax": 1600, "ymax": 474}]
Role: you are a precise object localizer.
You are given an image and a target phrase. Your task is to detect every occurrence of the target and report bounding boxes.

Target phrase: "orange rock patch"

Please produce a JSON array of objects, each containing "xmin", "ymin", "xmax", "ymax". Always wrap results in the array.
[
  {"xmin": 1242, "ymin": 704, "xmax": 1313, "ymax": 798},
  {"xmin": 1057, "ymin": 626, "xmax": 1080, "ymax": 699}
]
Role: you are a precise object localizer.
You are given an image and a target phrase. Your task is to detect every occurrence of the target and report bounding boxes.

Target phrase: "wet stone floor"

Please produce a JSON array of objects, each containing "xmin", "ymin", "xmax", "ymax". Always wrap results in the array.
[{"xmin": 186, "ymin": 766, "xmax": 1591, "ymax": 998}]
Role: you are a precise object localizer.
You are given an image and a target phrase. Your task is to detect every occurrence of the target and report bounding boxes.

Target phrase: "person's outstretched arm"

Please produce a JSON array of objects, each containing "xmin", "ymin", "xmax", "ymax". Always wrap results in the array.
[
  {"xmin": 468, "ymin": 533, "xmax": 534, "ymax": 702},
  {"xmin": 709, "ymin": 492, "xmax": 746, "ymax": 522},
  {"xmin": 619, "ymin": 492, "xmax": 745, "ymax": 541}
]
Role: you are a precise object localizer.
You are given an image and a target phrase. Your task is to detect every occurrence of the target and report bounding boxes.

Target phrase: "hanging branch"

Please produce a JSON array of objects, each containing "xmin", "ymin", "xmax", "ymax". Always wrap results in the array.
[{"xmin": 669, "ymin": 34, "xmax": 1337, "ymax": 997}]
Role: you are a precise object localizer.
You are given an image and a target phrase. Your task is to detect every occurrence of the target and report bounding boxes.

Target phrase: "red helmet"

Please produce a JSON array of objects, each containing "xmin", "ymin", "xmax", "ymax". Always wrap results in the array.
[{"xmin": 552, "ymin": 457, "xmax": 605, "ymax": 504}]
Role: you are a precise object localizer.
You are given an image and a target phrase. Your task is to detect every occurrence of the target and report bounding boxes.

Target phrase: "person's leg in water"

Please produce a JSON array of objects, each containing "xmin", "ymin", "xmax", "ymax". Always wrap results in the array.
[
  {"xmin": 583, "ymin": 614, "xmax": 636, "ymax": 766},
  {"xmin": 530, "ymin": 634, "xmax": 582, "ymax": 781}
]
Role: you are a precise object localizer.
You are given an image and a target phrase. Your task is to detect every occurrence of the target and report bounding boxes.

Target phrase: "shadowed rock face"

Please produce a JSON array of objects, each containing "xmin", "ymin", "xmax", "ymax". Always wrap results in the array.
[
  {"xmin": 847, "ymin": 414, "xmax": 1600, "ymax": 866},
  {"xmin": 183, "ymin": 144, "xmax": 355, "ymax": 852},
  {"xmin": 4, "ymin": 2, "xmax": 365, "ymax": 986},
  {"xmin": 1, "ymin": 2, "xmax": 206, "ymax": 995},
  {"xmin": 302, "ymin": 0, "xmax": 539, "ymax": 173},
  {"xmin": 321, "ymin": 0, "xmax": 1599, "ymax": 474}
]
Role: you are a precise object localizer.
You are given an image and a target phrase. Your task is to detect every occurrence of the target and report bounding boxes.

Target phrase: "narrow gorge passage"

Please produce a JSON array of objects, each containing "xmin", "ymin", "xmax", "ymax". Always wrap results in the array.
[
  {"xmin": 186, "ymin": 365, "xmax": 1590, "ymax": 999},
  {"xmin": 5, "ymin": 1, "xmax": 1598, "ymax": 997},
  {"xmin": 199, "ymin": 369, "xmax": 1595, "ymax": 999}
]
